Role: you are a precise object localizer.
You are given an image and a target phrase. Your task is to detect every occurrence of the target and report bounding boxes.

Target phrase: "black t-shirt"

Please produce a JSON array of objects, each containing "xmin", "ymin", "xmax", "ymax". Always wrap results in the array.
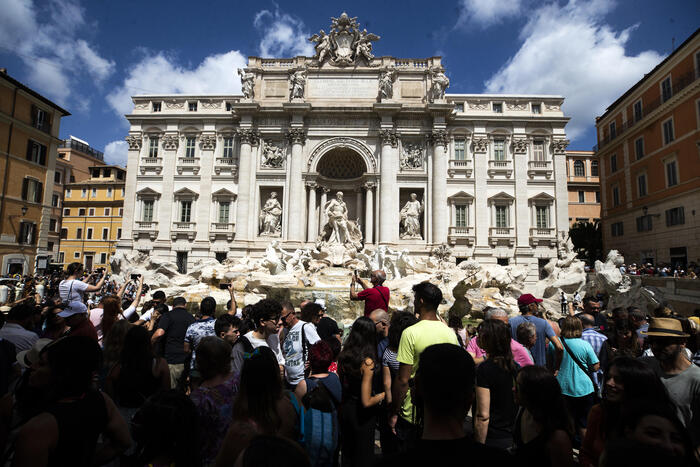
[
  {"xmin": 475, "ymin": 359, "xmax": 518, "ymax": 440},
  {"xmin": 157, "ymin": 307, "xmax": 195, "ymax": 364},
  {"xmin": 316, "ymin": 316, "xmax": 341, "ymax": 340},
  {"xmin": 376, "ymin": 437, "xmax": 514, "ymax": 467}
]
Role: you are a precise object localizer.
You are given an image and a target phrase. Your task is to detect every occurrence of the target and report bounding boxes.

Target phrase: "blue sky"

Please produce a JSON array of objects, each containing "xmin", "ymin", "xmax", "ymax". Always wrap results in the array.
[{"xmin": 0, "ymin": 0, "xmax": 697, "ymax": 166}]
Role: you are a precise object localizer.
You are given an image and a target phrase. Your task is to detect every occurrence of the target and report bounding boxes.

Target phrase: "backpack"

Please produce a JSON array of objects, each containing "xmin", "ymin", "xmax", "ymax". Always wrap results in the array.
[
  {"xmin": 291, "ymin": 378, "xmax": 339, "ymax": 467},
  {"xmin": 234, "ymin": 335, "xmax": 254, "ymax": 354}
]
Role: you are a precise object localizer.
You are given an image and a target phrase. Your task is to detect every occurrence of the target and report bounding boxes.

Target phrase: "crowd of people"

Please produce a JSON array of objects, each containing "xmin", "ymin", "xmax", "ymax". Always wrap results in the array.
[{"xmin": 0, "ymin": 261, "xmax": 698, "ymax": 466}]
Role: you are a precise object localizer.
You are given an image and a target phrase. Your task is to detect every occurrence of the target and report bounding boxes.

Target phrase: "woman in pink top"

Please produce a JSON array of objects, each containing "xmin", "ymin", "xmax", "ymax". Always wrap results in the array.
[{"xmin": 468, "ymin": 307, "xmax": 533, "ymax": 367}]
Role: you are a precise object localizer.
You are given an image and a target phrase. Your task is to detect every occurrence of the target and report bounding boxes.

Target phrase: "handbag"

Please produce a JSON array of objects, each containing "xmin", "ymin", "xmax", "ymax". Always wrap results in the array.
[{"xmin": 561, "ymin": 337, "xmax": 601, "ymax": 402}]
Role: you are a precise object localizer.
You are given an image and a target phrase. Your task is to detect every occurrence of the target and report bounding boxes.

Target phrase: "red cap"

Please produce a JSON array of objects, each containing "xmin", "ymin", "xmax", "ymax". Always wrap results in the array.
[{"xmin": 518, "ymin": 294, "xmax": 543, "ymax": 306}]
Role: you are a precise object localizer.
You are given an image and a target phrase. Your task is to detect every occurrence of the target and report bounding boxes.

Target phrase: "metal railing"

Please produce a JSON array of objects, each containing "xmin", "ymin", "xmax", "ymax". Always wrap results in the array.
[{"xmin": 59, "ymin": 139, "xmax": 104, "ymax": 160}]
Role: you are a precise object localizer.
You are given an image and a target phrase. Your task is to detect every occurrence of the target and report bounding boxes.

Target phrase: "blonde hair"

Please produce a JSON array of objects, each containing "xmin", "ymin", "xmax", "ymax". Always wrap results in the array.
[{"xmin": 560, "ymin": 316, "xmax": 583, "ymax": 338}]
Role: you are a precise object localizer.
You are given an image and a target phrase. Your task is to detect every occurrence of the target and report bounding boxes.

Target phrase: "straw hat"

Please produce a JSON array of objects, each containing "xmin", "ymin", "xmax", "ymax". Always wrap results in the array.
[{"xmin": 641, "ymin": 317, "xmax": 689, "ymax": 338}]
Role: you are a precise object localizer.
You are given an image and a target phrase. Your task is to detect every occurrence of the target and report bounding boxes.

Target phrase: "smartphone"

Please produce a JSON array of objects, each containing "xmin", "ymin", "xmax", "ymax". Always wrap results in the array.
[
  {"xmin": 219, "ymin": 283, "xmax": 231, "ymax": 290},
  {"xmin": 130, "ymin": 273, "xmax": 141, "ymax": 280}
]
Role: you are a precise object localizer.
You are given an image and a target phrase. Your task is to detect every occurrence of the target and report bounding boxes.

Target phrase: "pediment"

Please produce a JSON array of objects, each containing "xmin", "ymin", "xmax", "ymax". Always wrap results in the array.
[
  {"xmin": 529, "ymin": 192, "xmax": 555, "ymax": 201},
  {"xmin": 212, "ymin": 188, "xmax": 236, "ymax": 198},
  {"xmin": 135, "ymin": 187, "xmax": 161, "ymax": 198},
  {"xmin": 488, "ymin": 191, "xmax": 515, "ymax": 201},
  {"xmin": 173, "ymin": 187, "xmax": 199, "ymax": 198},
  {"xmin": 448, "ymin": 191, "xmax": 474, "ymax": 200}
]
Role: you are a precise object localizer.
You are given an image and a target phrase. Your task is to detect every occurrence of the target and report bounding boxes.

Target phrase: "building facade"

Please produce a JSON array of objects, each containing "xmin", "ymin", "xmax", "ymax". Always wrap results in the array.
[
  {"xmin": 117, "ymin": 14, "xmax": 572, "ymax": 282},
  {"xmin": 57, "ymin": 136, "xmax": 105, "ymax": 183},
  {"xmin": 596, "ymin": 29, "xmax": 699, "ymax": 268},
  {"xmin": 566, "ymin": 150, "xmax": 600, "ymax": 225},
  {"xmin": 0, "ymin": 70, "xmax": 70, "ymax": 275},
  {"xmin": 60, "ymin": 166, "xmax": 125, "ymax": 271}
]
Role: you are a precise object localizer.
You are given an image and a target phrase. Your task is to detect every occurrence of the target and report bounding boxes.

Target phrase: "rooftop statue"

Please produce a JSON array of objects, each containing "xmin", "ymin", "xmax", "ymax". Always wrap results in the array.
[{"xmin": 309, "ymin": 13, "xmax": 380, "ymax": 67}]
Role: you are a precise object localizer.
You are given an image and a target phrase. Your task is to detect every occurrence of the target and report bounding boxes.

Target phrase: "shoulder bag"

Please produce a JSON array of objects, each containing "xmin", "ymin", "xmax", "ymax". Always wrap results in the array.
[{"xmin": 561, "ymin": 337, "xmax": 601, "ymax": 402}]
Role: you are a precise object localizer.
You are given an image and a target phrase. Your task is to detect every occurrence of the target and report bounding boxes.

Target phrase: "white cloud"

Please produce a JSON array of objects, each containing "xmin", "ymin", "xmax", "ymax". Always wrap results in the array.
[
  {"xmin": 253, "ymin": 6, "xmax": 314, "ymax": 57},
  {"xmin": 103, "ymin": 140, "xmax": 128, "ymax": 167},
  {"xmin": 0, "ymin": 0, "xmax": 114, "ymax": 106},
  {"xmin": 106, "ymin": 50, "xmax": 247, "ymax": 116},
  {"xmin": 458, "ymin": 0, "xmax": 522, "ymax": 27},
  {"xmin": 484, "ymin": 0, "xmax": 664, "ymax": 141}
]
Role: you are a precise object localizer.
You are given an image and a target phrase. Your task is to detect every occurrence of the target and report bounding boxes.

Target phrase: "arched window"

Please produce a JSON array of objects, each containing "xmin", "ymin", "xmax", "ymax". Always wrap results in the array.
[
  {"xmin": 591, "ymin": 160, "xmax": 599, "ymax": 176},
  {"xmin": 574, "ymin": 160, "xmax": 585, "ymax": 177}
]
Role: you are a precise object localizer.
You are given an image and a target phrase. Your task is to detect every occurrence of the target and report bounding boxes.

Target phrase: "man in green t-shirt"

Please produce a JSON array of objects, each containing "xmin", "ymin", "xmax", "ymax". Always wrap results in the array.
[{"xmin": 390, "ymin": 281, "xmax": 459, "ymax": 449}]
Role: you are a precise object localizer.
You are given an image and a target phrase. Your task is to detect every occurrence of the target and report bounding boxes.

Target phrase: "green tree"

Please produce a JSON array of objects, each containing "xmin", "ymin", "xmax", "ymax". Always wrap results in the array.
[{"xmin": 568, "ymin": 220, "xmax": 603, "ymax": 265}]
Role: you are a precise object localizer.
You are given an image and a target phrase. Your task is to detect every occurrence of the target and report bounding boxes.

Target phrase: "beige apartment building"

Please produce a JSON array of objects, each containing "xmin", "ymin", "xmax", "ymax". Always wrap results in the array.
[{"xmin": 566, "ymin": 150, "xmax": 600, "ymax": 225}]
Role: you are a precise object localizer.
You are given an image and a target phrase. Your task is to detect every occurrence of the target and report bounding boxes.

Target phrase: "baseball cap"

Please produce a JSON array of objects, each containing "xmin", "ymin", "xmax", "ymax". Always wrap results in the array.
[
  {"xmin": 57, "ymin": 300, "xmax": 88, "ymax": 318},
  {"xmin": 517, "ymin": 294, "xmax": 543, "ymax": 306},
  {"xmin": 16, "ymin": 338, "xmax": 53, "ymax": 369}
]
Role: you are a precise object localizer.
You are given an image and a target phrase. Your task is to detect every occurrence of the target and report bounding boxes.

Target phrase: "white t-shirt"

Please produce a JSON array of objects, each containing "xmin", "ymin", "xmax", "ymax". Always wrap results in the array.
[
  {"xmin": 282, "ymin": 320, "xmax": 321, "ymax": 385},
  {"xmin": 231, "ymin": 330, "xmax": 285, "ymax": 376},
  {"xmin": 59, "ymin": 279, "xmax": 89, "ymax": 302}
]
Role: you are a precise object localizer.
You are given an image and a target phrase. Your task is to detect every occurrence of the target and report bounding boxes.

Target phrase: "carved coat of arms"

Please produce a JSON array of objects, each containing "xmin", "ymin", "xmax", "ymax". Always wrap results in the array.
[{"xmin": 309, "ymin": 13, "xmax": 380, "ymax": 67}]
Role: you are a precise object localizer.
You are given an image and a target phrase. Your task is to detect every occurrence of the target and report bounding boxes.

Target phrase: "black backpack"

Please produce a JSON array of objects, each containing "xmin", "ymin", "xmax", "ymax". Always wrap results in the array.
[
  {"xmin": 234, "ymin": 335, "xmax": 255, "ymax": 354},
  {"xmin": 302, "ymin": 379, "xmax": 337, "ymax": 413}
]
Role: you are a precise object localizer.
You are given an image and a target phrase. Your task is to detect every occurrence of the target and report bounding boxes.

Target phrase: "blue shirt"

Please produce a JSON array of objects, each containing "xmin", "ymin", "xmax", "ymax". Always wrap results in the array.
[
  {"xmin": 508, "ymin": 315, "xmax": 555, "ymax": 367},
  {"xmin": 581, "ymin": 328, "xmax": 607, "ymax": 388},
  {"xmin": 552, "ymin": 337, "xmax": 599, "ymax": 397}
]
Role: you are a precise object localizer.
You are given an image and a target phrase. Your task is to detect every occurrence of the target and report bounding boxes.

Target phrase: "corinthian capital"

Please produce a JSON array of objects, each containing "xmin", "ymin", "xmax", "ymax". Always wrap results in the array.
[
  {"xmin": 286, "ymin": 128, "xmax": 307, "ymax": 145},
  {"xmin": 125, "ymin": 134, "xmax": 142, "ymax": 150},
  {"xmin": 551, "ymin": 138, "xmax": 570, "ymax": 155},
  {"xmin": 379, "ymin": 129, "xmax": 398, "ymax": 147},
  {"xmin": 428, "ymin": 130, "xmax": 448, "ymax": 149},
  {"xmin": 199, "ymin": 133, "xmax": 217, "ymax": 150},
  {"xmin": 238, "ymin": 129, "xmax": 261, "ymax": 146},
  {"xmin": 511, "ymin": 137, "xmax": 529, "ymax": 154}
]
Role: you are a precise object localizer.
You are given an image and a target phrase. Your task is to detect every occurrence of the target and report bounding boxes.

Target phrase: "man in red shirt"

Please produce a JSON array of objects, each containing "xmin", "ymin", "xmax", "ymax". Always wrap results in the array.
[{"xmin": 350, "ymin": 269, "xmax": 390, "ymax": 317}]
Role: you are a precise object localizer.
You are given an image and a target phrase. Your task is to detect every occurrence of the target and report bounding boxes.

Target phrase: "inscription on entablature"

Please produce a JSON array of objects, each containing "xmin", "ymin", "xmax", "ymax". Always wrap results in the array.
[
  {"xmin": 307, "ymin": 77, "xmax": 377, "ymax": 98},
  {"xmin": 400, "ymin": 81, "xmax": 423, "ymax": 98},
  {"xmin": 396, "ymin": 118, "xmax": 431, "ymax": 128},
  {"xmin": 308, "ymin": 117, "xmax": 375, "ymax": 128},
  {"xmin": 264, "ymin": 80, "xmax": 288, "ymax": 98},
  {"xmin": 257, "ymin": 117, "xmax": 288, "ymax": 127}
]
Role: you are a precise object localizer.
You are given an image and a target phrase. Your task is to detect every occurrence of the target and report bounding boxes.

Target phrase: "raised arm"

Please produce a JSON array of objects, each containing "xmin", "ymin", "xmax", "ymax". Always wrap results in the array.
[
  {"xmin": 360, "ymin": 358, "xmax": 385, "ymax": 408},
  {"xmin": 228, "ymin": 284, "xmax": 237, "ymax": 315}
]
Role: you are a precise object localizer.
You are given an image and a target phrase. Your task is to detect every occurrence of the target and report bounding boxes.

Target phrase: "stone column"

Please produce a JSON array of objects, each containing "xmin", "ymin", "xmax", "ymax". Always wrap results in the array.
[
  {"xmin": 552, "ymin": 138, "xmax": 570, "ymax": 235},
  {"xmin": 431, "ymin": 130, "xmax": 449, "ymax": 244},
  {"xmin": 196, "ymin": 133, "xmax": 216, "ymax": 242},
  {"xmin": 319, "ymin": 187, "xmax": 329, "ymax": 234},
  {"xmin": 513, "ymin": 136, "xmax": 530, "ymax": 248},
  {"xmin": 236, "ymin": 130, "xmax": 258, "ymax": 241},
  {"xmin": 286, "ymin": 129, "xmax": 306, "ymax": 243},
  {"xmin": 306, "ymin": 182, "xmax": 317, "ymax": 243},
  {"xmin": 364, "ymin": 182, "xmax": 375, "ymax": 244},
  {"xmin": 119, "ymin": 133, "xmax": 143, "ymax": 246},
  {"xmin": 379, "ymin": 129, "xmax": 398, "ymax": 244},
  {"xmin": 355, "ymin": 188, "xmax": 363, "ymax": 225}
]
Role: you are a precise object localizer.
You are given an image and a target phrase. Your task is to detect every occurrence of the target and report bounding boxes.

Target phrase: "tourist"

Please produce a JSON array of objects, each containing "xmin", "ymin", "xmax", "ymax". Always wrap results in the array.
[
  {"xmin": 217, "ymin": 346, "xmax": 299, "ymax": 466},
  {"xmin": 447, "ymin": 313, "xmax": 468, "ymax": 349},
  {"xmin": 316, "ymin": 308, "xmax": 343, "ymax": 343},
  {"xmin": 300, "ymin": 301, "xmax": 325, "ymax": 327},
  {"xmin": 0, "ymin": 304, "xmax": 39, "ymax": 353},
  {"xmin": 508, "ymin": 294, "xmax": 563, "ymax": 367},
  {"xmin": 12, "ymin": 337, "xmax": 132, "ymax": 466},
  {"xmin": 58, "ymin": 262, "xmax": 105, "ymax": 303},
  {"xmin": 350, "ymin": 270, "xmax": 389, "ymax": 317},
  {"xmin": 369, "ymin": 308, "xmax": 390, "ymax": 360},
  {"xmin": 184, "ymin": 296, "xmax": 217, "ymax": 380},
  {"xmin": 516, "ymin": 321, "xmax": 537, "ymax": 363},
  {"xmin": 190, "ymin": 336, "xmax": 238, "ymax": 467},
  {"xmin": 583, "ymin": 296, "xmax": 607, "ymax": 331},
  {"xmin": 59, "ymin": 300, "xmax": 98, "ymax": 341},
  {"xmin": 89, "ymin": 276, "xmax": 143, "ymax": 346},
  {"xmin": 473, "ymin": 319, "xmax": 519, "ymax": 449},
  {"xmin": 231, "ymin": 299, "xmax": 285, "ymax": 377},
  {"xmin": 281, "ymin": 301, "xmax": 320, "ymax": 389},
  {"xmin": 151, "ymin": 296, "xmax": 195, "ymax": 389},
  {"xmin": 390, "ymin": 281, "xmax": 459, "ymax": 449},
  {"xmin": 604, "ymin": 318, "xmax": 641, "ymax": 362},
  {"xmin": 337, "ymin": 316, "xmax": 385, "ymax": 466},
  {"xmin": 215, "ymin": 315, "xmax": 241, "ymax": 346},
  {"xmin": 555, "ymin": 316, "xmax": 600, "ymax": 443},
  {"xmin": 580, "ymin": 357, "xmax": 670, "ymax": 467},
  {"xmin": 325, "ymin": 336, "xmax": 341, "ymax": 374},
  {"xmin": 101, "ymin": 319, "xmax": 132, "ymax": 381},
  {"xmin": 468, "ymin": 307, "xmax": 533, "ymax": 368},
  {"xmin": 378, "ymin": 343, "xmax": 512, "ymax": 466},
  {"xmin": 629, "ymin": 307, "xmax": 649, "ymax": 349},
  {"xmin": 235, "ymin": 435, "xmax": 311, "ymax": 467},
  {"xmin": 294, "ymin": 340, "xmax": 342, "ymax": 467},
  {"xmin": 41, "ymin": 306, "xmax": 66, "ymax": 340},
  {"xmin": 143, "ymin": 302, "xmax": 169, "ymax": 337},
  {"xmin": 513, "ymin": 365, "xmax": 574, "ymax": 467},
  {"xmin": 579, "ymin": 313, "xmax": 608, "ymax": 390}
]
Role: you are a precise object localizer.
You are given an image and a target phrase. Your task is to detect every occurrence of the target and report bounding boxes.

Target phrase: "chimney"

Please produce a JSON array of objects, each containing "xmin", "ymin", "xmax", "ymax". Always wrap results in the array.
[{"xmin": 0, "ymin": 68, "xmax": 7, "ymax": 74}]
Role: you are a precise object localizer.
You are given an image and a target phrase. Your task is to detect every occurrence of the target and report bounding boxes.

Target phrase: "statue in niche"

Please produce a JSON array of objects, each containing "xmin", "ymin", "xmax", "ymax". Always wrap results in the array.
[
  {"xmin": 429, "ymin": 67, "xmax": 450, "ymax": 102},
  {"xmin": 289, "ymin": 69, "xmax": 306, "ymax": 100},
  {"xmin": 400, "ymin": 193, "xmax": 424, "ymax": 239},
  {"xmin": 259, "ymin": 192, "xmax": 282, "ymax": 237},
  {"xmin": 261, "ymin": 141, "xmax": 286, "ymax": 168},
  {"xmin": 400, "ymin": 142, "xmax": 423, "ymax": 169},
  {"xmin": 318, "ymin": 191, "xmax": 363, "ymax": 249},
  {"xmin": 238, "ymin": 68, "xmax": 255, "ymax": 100},
  {"xmin": 378, "ymin": 68, "xmax": 396, "ymax": 101}
]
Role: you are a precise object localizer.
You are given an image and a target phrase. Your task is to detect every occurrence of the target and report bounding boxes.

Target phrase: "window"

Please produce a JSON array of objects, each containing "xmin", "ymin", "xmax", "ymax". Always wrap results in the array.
[
  {"xmin": 535, "ymin": 206, "xmax": 549, "ymax": 228},
  {"xmin": 104, "ymin": 208, "xmax": 111, "ymax": 216},
  {"xmin": 665, "ymin": 160, "xmax": 678, "ymax": 187},
  {"xmin": 117, "ymin": 228, "xmax": 122, "ymax": 239},
  {"xmin": 493, "ymin": 103, "xmax": 503, "ymax": 113},
  {"xmin": 218, "ymin": 202, "xmax": 230, "ymax": 223},
  {"xmin": 87, "ymin": 228, "xmax": 93, "ymax": 239},
  {"xmin": 225, "ymin": 102, "xmax": 232, "ymax": 112},
  {"xmin": 92, "ymin": 168, "xmax": 100, "ymax": 178},
  {"xmin": 185, "ymin": 137, "xmax": 196, "ymax": 158},
  {"xmin": 578, "ymin": 191, "xmax": 585, "ymax": 203},
  {"xmin": 188, "ymin": 102, "xmax": 197, "ymax": 112},
  {"xmin": 69, "ymin": 175, "xmax": 75, "ymax": 182},
  {"xmin": 21, "ymin": 178, "xmax": 43, "ymax": 203},
  {"xmin": 88, "ymin": 208, "xmax": 95, "ymax": 216},
  {"xmin": 54, "ymin": 171, "xmax": 61, "ymax": 184},
  {"xmin": 610, "ymin": 154, "xmax": 617, "ymax": 172},
  {"xmin": 177, "ymin": 252, "xmax": 188, "ymax": 274},
  {"xmin": 100, "ymin": 253, "xmax": 107, "ymax": 264},
  {"xmin": 612, "ymin": 186, "xmax": 620, "ymax": 207},
  {"xmin": 92, "ymin": 188, "xmax": 97, "ymax": 197},
  {"xmin": 666, "ymin": 207, "xmax": 685, "ymax": 226},
  {"xmin": 51, "ymin": 194, "xmax": 59, "ymax": 207},
  {"xmin": 76, "ymin": 228, "xmax": 82, "ymax": 239},
  {"xmin": 121, "ymin": 188, "xmax": 125, "ymax": 197},
  {"xmin": 637, "ymin": 173, "xmax": 647, "ymax": 197},
  {"xmin": 591, "ymin": 160, "xmax": 599, "ymax": 176},
  {"xmin": 611, "ymin": 222, "xmax": 624, "ymax": 237},
  {"xmin": 142, "ymin": 200, "xmax": 154, "ymax": 222},
  {"xmin": 454, "ymin": 103, "xmax": 464, "ymax": 112},
  {"xmin": 532, "ymin": 140, "xmax": 545, "ymax": 161},
  {"xmin": 493, "ymin": 139, "xmax": 506, "ymax": 161},
  {"xmin": 32, "ymin": 106, "xmax": 48, "ymax": 132},
  {"xmin": 223, "ymin": 137, "xmax": 234, "ymax": 158},
  {"xmin": 180, "ymin": 200, "xmax": 192, "ymax": 222},
  {"xmin": 47, "ymin": 241, "xmax": 54, "ymax": 252},
  {"xmin": 609, "ymin": 121, "xmax": 616, "ymax": 139},
  {"xmin": 58, "ymin": 252, "xmax": 64, "ymax": 263},
  {"xmin": 119, "ymin": 208, "xmax": 124, "ymax": 216},
  {"xmin": 60, "ymin": 228, "xmax": 67, "ymax": 239},
  {"xmin": 454, "ymin": 139, "xmax": 465, "ymax": 160},
  {"xmin": 497, "ymin": 258, "xmax": 509, "ymax": 266},
  {"xmin": 117, "ymin": 171, "xmax": 124, "ymax": 180},
  {"xmin": 216, "ymin": 252, "xmax": 227, "ymax": 263},
  {"xmin": 574, "ymin": 160, "xmax": 585, "ymax": 177},
  {"xmin": 49, "ymin": 219, "xmax": 57, "ymax": 232},
  {"xmin": 103, "ymin": 169, "xmax": 111, "ymax": 178},
  {"xmin": 25, "ymin": 140, "xmax": 47, "ymax": 165},
  {"xmin": 532, "ymin": 104, "xmax": 541, "ymax": 114},
  {"xmin": 633, "ymin": 99, "xmax": 643, "ymax": 122},
  {"xmin": 74, "ymin": 252, "xmax": 80, "ymax": 259},
  {"xmin": 636, "ymin": 216, "xmax": 652, "ymax": 232},
  {"xmin": 65, "ymin": 189, "xmax": 71, "ymax": 198},
  {"xmin": 495, "ymin": 205, "xmax": 508, "ymax": 228},
  {"xmin": 149, "ymin": 137, "xmax": 159, "ymax": 157},
  {"xmin": 152, "ymin": 102, "xmax": 161, "ymax": 112},
  {"xmin": 455, "ymin": 205, "xmax": 467, "ymax": 227},
  {"xmin": 78, "ymin": 208, "xmax": 86, "ymax": 216},
  {"xmin": 662, "ymin": 119, "xmax": 674, "ymax": 145},
  {"xmin": 661, "ymin": 76, "xmax": 672, "ymax": 102},
  {"xmin": 107, "ymin": 188, "xmax": 113, "ymax": 198},
  {"xmin": 595, "ymin": 191, "xmax": 601, "ymax": 203},
  {"xmin": 102, "ymin": 228, "xmax": 109, "ymax": 240},
  {"xmin": 634, "ymin": 137, "xmax": 644, "ymax": 160},
  {"xmin": 63, "ymin": 208, "xmax": 70, "ymax": 216},
  {"xmin": 81, "ymin": 188, "xmax": 87, "ymax": 198}
]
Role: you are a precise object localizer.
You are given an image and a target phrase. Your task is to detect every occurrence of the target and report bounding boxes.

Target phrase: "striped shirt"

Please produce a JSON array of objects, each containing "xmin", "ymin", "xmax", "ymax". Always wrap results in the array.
[{"xmin": 582, "ymin": 328, "xmax": 607, "ymax": 388}]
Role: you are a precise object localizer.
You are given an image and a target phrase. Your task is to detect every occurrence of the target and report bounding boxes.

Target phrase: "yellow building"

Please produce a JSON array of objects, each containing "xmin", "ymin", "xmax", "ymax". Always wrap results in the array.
[
  {"xmin": 59, "ymin": 166, "xmax": 125, "ymax": 271},
  {"xmin": 566, "ymin": 150, "xmax": 601, "ymax": 225},
  {"xmin": 0, "ymin": 69, "xmax": 70, "ymax": 275}
]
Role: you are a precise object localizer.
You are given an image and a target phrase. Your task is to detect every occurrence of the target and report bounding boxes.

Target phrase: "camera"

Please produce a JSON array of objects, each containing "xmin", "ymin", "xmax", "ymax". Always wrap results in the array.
[
  {"xmin": 130, "ymin": 273, "xmax": 141, "ymax": 280},
  {"xmin": 219, "ymin": 283, "xmax": 231, "ymax": 290}
]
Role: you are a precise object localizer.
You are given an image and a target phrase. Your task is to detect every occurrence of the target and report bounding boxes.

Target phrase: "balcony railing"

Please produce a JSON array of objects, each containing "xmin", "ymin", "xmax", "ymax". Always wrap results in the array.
[
  {"xmin": 179, "ymin": 157, "xmax": 199, "ymax": 164},
  {"xmin": 527, "ymin": 160, "xmax": 553, "ymax": 179},
  {"xmin": 176, "ymin": 157, "xmax": 201, "ymax": 175},
  {"xmin": 142, "ymin": 157, "xmax": 162, "ymax": 165},
  {"xmin": 448, "ymin": 159, "xmax": 473, "ymax": 177},
  {"xmin": 530, "ymin": 227, "xmax": 555, "ymax": 236},
  {"xmin": 133, "ymin": 221, "xmax": 158, "ymax": 240},
  {"xmin": 136, "ymin": 221, "xmax": 158, "ymax": 229},
  {"xmin": 487, "ymin": 159, "xmax": 513, "ymax": 178},
  {"xmin": 173, "ymin": 222, "xmax": 195, "ymax": 230},
  {"xmin": 59, "ymin": 139, "xmax": 104, "ymax": 161},
  {"xmin": 490, "ymin": 227, "xmax": 514, "ymax": 236},
  {"xmin": 528, "ymin": 160, "xmax": 550, "ymax": 169},
  {"xmin": 215, "ymin": 157, "xmax": 236, "ymax": 165},
  {"xmin": 211, "ymin": 222, "xmax": 234, "ymax": 231}
]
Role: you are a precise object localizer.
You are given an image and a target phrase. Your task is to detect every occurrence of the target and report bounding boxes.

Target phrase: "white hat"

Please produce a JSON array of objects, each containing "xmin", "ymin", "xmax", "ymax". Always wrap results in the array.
[
  {"xmin": 16, "ymin": 338, "xmax": 53, "ymax": 369},
  {"xmin": 58, "ymin": 301, "xmax": 88, "ymax": 318}
]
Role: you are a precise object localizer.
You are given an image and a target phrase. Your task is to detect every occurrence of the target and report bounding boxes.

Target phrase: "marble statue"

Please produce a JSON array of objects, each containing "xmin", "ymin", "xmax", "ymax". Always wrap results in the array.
[
  {"xmin": 309, "ymin": 13, "xmax": 380, "ymax": 66},
  {"xmin": 238, "ymin": 68, "xmax": 255, "ymax": 100},
  {"xmin": 309, "ymin": 30, "xmax": 332, "ymax": 63},
  {"xmin": 378, "ymin": 68, "xmax": 395, "ymax": 100},
  {"xmin": 400, "ymin": 193, "xmax": 424, "ymax": 239},
  {"xmin": 325, "ymin": 191, "xmax": 352, "ymax": 245},
  {"xmin": 355, "ymin": 29, "xmax": 379, "ymax": 62},
  {"xmin": 400, "ymin": 142, "xmax": 423, "ymax": 169},
  {"xmin": 289, "ymin": 69, "xmax": 306, "ymax": 100},
  {"xmin": 429, "ymin": 67, "xmax": 449, "ymax": 102},
  {"xmin": 261, "ymin": 141, "xmax": 286, "ymax": 168},
  {"xmin": 259, "ymin": 192, "xmax": 282, "ymax": 236}
]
